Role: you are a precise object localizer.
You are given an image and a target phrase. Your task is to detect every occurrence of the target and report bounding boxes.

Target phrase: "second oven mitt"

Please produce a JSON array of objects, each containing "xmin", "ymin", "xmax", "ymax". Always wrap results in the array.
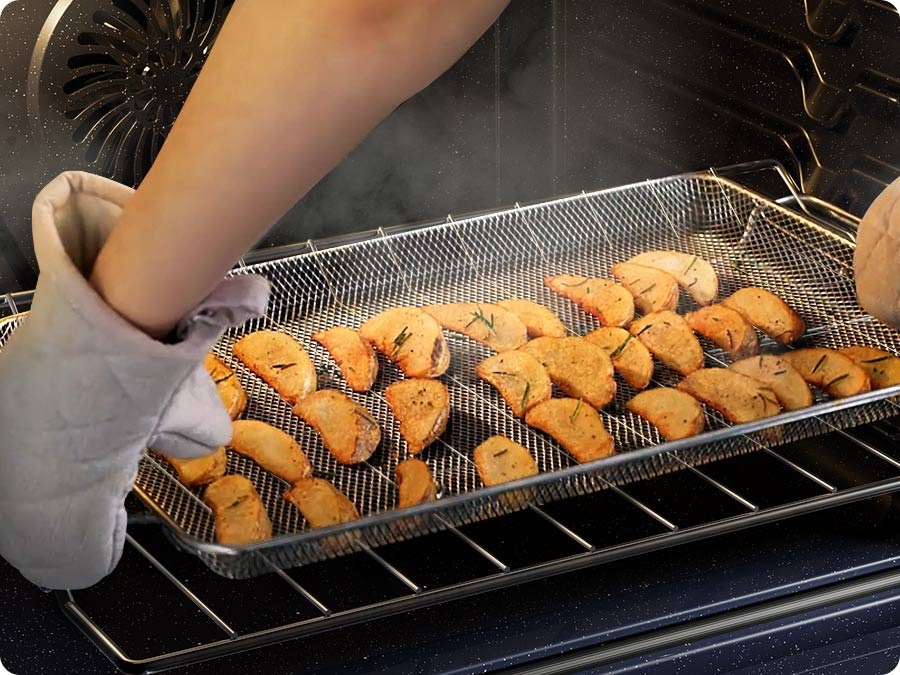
[
  {"xmin": 855, "ymin": 176, "xmax": 900, "ymax": 329},
  {"xmin": 0, "ymin": 171, "xmax": 270, "ymax": 590}
]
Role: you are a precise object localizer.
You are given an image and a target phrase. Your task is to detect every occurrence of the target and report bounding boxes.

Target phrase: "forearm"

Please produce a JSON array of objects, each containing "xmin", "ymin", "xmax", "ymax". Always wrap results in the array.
[{"xmin": 89, "ymin": 0, "xmax": 509, "ymax": 338}]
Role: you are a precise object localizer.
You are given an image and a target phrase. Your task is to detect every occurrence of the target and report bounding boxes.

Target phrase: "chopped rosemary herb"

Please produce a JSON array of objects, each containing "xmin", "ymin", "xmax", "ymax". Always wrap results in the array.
[
  {"xmin": 521, "ymin": 382, "xmax": 531, "ymax": 411},
  {"xmin": 726, "ymin": 329, "xmax": 734, "ymax": 349},
  {"xmin": 610, "ymin": 335, "xmax": 633, "ymax": 359},
  {"xmin": 688, "ymin": 279, "xmax": 698, "ymax": 287},
  {"xmin": 466, "ymin": 307, "xmax": 496, "ymax": 334},
  {"xmin": 773, "ymin": 369, "xmax": 788, "ymax": 375},
  {"xmin": 570, "ymin": 399, "xmax": 584, "ymax": 423},
  {"xmin": 493, "ymin": 449, "xmax": 509, "ymax": 457},
  {"xmin": 355, "ymin": 411, "xmax": 378, "ymax": 426},
  {"xmin": 759, "ymin": 355, "xmax": 764, "ymax": 368},
  {"xmin": 824, "ymin": 373, "xmax": 849, "ymax": 389},
  {"xmin": 711, "ymin": 317, "xmax": 721, "ymax": 322},
  {"xmin": 812, "ymin": 354, "xmax": 827, "ymax": 374},
  {"xmin": 312, "ymin": 470, "xmax": 337, "ymax": 480},
  {"xmin": 758, "ymin": 393, "xmax": 779, "ymax": 408},
  {"xmin": 863, "ymin": 356, "xmax": 893, "ymax": 363},
  {"xmin": 492, "ymin": 370, "xmax": 515, "ymax": 376},
  {"xmin": 391, "ymin": 325, "xmax": 411, "ymax": 358},
  {"xmin": 636, "ymin": 324, "xmax": 653, "ymax": 337},
  {"xmin": 641, "ymin": 283, "xmax": 657, "ymax": 295},
  {"xmin": 561, "ymin": 278, "xmax": 590, "ymax": 287},
  {"xmin": 214, "ymin": 373, "xmax": 234, "ymax": 384},
  {"xmin": 684, "ymin": 255, "xmax": 699, "ymax": 274},
  {"xmin": 271, "ymin": 362, "xmax": 296, "ymax": 371}
]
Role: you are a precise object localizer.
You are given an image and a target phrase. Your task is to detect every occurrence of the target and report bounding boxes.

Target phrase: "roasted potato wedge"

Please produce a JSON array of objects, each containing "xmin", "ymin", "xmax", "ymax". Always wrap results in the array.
[
  {"xmin": 293, "ymin": 390, "xmax": 381, "ymax": 464},
  {"xmin": 626, "ymin": 388, "xmax": 705, "ymax": 441},
  {"xmin": 359, "ymin": 306, "xmax": 450, "ymax": 378},
  {"xmin": 476, "ymin": 351, "xmax": 553, "ymax": 417},
  {"xmin": 839, "ymin": 346, "xmax": 900, "ymax": 389},
  {"xmin": 473, "ymin": 436, "xmax": 539, "ymax": 486},
  {"xmin": 519, "ymin": 336, "xmax": 617, "ymax": 409},
  {"xmin": 627, "ymin": 251, "xmax": 718, "ymax": 305},
  {"xmin": 163, "ymin": 446, "xmax": 227, "ymax": 488},
  {"xmin": 721, "ymin": 287, "xmax": 806, "ymax": 344},
  {"xmin": 423, "ymin": 302, "xmax": 528, "ymax": 352},
  {"xmin": 232, "ymin": 330, "xmax": 316, "ymax": 405},
  {"xmin": 395, "ymin": 458, "xmax": 438, "ymax": 508},
  {"xmin": 543, "ymin": 275, "xmax": 634, "ymax": 327},
  {"xmin": 629, "ymin": 311, "xmax": 704, "ymax": 376},
  {"xmin": 525, "ymin": 398, "xmax": 615, "ymax": 462},
  {"xmin": 230, "ymin": 420, "xmax": 312, "ymax": 483},
  {"xmin": 731, "ymin": 355, "xmax": 813, "ymax": 411},
  {"xmin": 204, "ymin": 475, "xmax": 272, "ymax": 545},
  {"xmin": 678, "ymin": 368, "xmax": 781, "ymax": 423},
  {"xmin": 384, "ymin": 378, "xmax": 451, "ymax": 454},
  {"xmin": 685, "ymin": 305, "xmax": 758, "ymax": 361},
  {"xmin": 783, "ymin": 348, "xmax": 871, "ymax": 398},
  {"xmin": 583, "ymin": 327, "xmax": 654, "ymax": 390},
  {"xmin": 284, "ymin": 478, "xmax": 360, "ymax": 529},
  {"xmin": 204, "ymin": 354, "xmax": 247, "ymax": 419},
  {"xmin": 496, "ymin": 298, "xmax": 567, "ymax": 338},
  {"xmin": 611, "ymin": 262, "xmax": 680, "ymax": 314},
  {"xmin": 312, "ymin": 326, "xmax": 378, "ymax": 392}
]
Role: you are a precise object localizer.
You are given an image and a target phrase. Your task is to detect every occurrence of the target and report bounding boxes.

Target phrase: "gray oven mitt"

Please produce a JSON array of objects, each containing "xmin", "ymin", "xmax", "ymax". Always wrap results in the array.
[
  {"xmin": 0, "ymin": 171, "xmax": 270, "ymax": 590},
  {"xmin": 855, "ymin": 176, "xmax": 900, "ymax": 328}
]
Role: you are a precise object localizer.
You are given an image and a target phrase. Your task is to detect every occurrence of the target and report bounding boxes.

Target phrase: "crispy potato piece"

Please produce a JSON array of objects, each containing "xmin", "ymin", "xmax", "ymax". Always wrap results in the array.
[
  {"xmin": 731, "ymin": 355, "xmax": 813, "ymax": 411},
  {"xmin": 496, "ymin": 298, "xmax": 567, "ymax": 338},
  {"xmin": 384, "ymin": 379, "xmax": 451, "ymax": 454},
  {"xmin": 678, "ymin": 368, "xmax": 781, "ymax": 423},
  {"xmin": 721, "ymin": 287, "xmax": 806, "ymax": 345},
  {"xmin": 203, "ymin": 475, "xmax": 272, "ymax": 545},
  {"xmin": 423, "ymin": 302, "xmax": 528, "ymax": 352},
  {"xmin": 839, "ymin": 346, "xmax": 900, "ymax": 389},
  {"xmin": 293, "ymin": 390, "xmax": 381, "ymax": 464},
  {"xmin": 473, "ymin": 436, "xmax": 539, "ymax": 486},
  {"xmin": 525, "ymin": 398, "xmax": 615, "ymax": 462},
  {"xmin": 359, "ymin": 306, "xmax": 450, "ymax": 378},
  {"xmin": 476, "ymin": 351, "xmax": 553, "ymax": 417},
  {"xmin": 627, "ymin": 251, "xmax": 718, "ymax": 305},
  {"xmin": 163, "ymin": 447, "xmax": 227, "ymax": 488},
  {"xmin": 543, "ymin": 275, "xmax": 634, "ymax": 327},
  {"xmin": 395, "ymin": 459, "xmax": 438, "ymax": 508},
  {"xmin": 204, "ymin": 354, "xmax": 247, "ymax": 419},
  {"xmin": 627, "ymin": 388, "xmax": 705, "ymax": 441},
  {"xmin": 232, "ymin": 330, "xmax": 316, "ymax": 405},
  {"xmin": 519, "ymin": 336, "xmax": 617, "ymax": 409},
  {"xmin": 629, "ymin": 311, "xmax": 704, "ymax": 376},
  {"xmin": 311, "ymin": 326, "xmax": 378, "ymax": 392},
  {"xmin": 611, "ymin": 262, "xmax": 680, "ymax": 314},
  {"xmin": 583, "ymin": 327, "xmax": 654, "ymax": 390},
  {"xmin": 783, "ymin": 348, "xmax": 871, "ymax": 398},
  {"xmin": 230, "ymin": 420, "xmax": 312, "ymax": 483},
  {"xmin": 685, "ymin": 305, "xmax": 758, "ymax": 361},
  {"xmin": 284, "ymin": 478, "xmax": 360, "ymax": 529}
]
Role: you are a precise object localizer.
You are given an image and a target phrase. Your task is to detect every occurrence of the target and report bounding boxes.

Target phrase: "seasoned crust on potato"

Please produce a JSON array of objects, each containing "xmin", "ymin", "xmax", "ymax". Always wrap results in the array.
[
  {"xmin": 476, "ymin": 351, "xmax": 553, "ymax": 417},
  {"xmin": 395, "ymin": 459, "xmax": 438, "ymax": 508},
  {"xmin": 583, "ymin": 327, "xmax": 654, "ymax": 390},
  {"xmin": 627, "ymin": 251, "xmax": 718, "ymax": 305},
  {"xmin": 423, "ymin": 302, "xmax": 528, "ymax": 352},
  {"xmin": 384, "ymin": 378, "xmax": 451, "ymax": 454},
  {"xmin": 626, "ymin": 388, "xmax": 705, "ymax": 441},
  {"xmin": 163, "ymin": 446, "xmax": 227, "ymax": 488},
  {"xmin": 204, "ymin": 354, "xmax": 247, "ymax": 419},
  {"xmin": 496, "ymin": 298, "xmax": 567, "ymax": 338},
  {"xmin": 783, "ymin": 348, "xmax": 871, "ymax": 398},
  {"xmin": 232, "ymin": 330, "xmax": 316, "ymax": 405},
  {"xmin": 525, "ymin": 398, "xmax": 615, "ymax": 462},
  {"xmin": 230, "ymin": 420, "xmax": 312, "ymax": 483},
  {"xmin": 312, "ymin": 326, "xmax": 378, "ymax": 392},
  {"xmin": 293, "ymin": 390, "xmax": 381, "ymax": 464},
  {"xmin": 473, "ymin": 436, "xmax": 539, "ymax": 486},
  {"xmin": 685, "ymin": 305, "xmax": 759, "ymax": 361},
  {"xmin": 204, "ymin": 475, "xmax": 272, "ymax": 545},
  {"xmin": 678, "ymin": 368, "xmax": 781, "ymax": 423},
  {"xmin": 359, "ymin": 306, "xmax": 450, "ymax": 378},
  {"xmin": 839, "ymin": 346, "xmax": 900, "ymax": 389},
  {"xmin": 721, "ymin": 287, "xmax": 806, "ymax": 345},
  {"xmin": 629, "ymin": 311, "xmax": 704, "ymax": 376},
  {"xmin": 731, "ymin": 355, "xmax": 813, "ymax": 411},
  {"xmin": 519, "ymin": 336, "xmax": 617, "ymax": 409},
  {"xmin": 611, "ymin": 262, "xmax": 680, "ymax": 314},
  {"xmin": 284, "ymin": 478, "xmax": 360, "ymax": 529},
  {"xmin": 543, "ymin": 275, "xmax": 635, "ymax": 327}
]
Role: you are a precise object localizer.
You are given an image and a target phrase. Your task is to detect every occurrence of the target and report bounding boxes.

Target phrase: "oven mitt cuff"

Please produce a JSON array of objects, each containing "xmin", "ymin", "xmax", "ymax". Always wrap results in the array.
[
  {"xmin": 855, "ymin": 176, "xmax": 900, "ymax": 328},
  {"xmin": 0, "ymin": 171, "xmax": 269, "ymax": 589}
]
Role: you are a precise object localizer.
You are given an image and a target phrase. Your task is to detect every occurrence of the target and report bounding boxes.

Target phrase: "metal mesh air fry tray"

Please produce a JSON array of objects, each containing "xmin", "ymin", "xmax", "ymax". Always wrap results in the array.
[{"xmin": 3, "ymin": 170, "xmax": 900, "ymax": 579}]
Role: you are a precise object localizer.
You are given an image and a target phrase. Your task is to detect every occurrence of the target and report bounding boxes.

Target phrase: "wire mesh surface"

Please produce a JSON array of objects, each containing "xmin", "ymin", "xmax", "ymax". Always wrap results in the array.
[{"xmin": 3, "ymin": 171, "xmax": 899, "ymax": 579}]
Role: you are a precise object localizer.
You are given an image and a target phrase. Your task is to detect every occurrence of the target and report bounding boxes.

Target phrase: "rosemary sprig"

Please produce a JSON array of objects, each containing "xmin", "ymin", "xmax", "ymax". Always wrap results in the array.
[
  {"xmin": 520, "ymin": 382, "xmax": 531, "ymax": 411},
  {"xmin": 824, "ymin": 373, "xmax": 849, "ymax": 389},
  {"xmin": 466, "ymin": 307, "xmax": 496, "ymax": 334},
  {"xmin": 812, "ymin": 354, "xmax": 827, "ymax": 374},
  {"xmin": 570, "ymin": 399, "xmax": 584, "ymax": 423},
  {"xmin": 391, "ymin": 325, "xmax": 410, "ymax": 358},
  {"xmin": 609, "ymin": 335, "xmax": 633, "ymax": 359}
]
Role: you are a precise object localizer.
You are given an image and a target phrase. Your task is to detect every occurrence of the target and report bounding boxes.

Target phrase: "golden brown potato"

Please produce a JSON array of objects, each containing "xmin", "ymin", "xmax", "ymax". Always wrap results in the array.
[
  {"xmin": 359, "ymin": 306, "xmax": 450, "ymax": 378},
  {"xmin": 730, "ymin": 355, "xmax": 813, "ymax": 411},
  {"xmin": 204, "ymin": 354, "xmax": 247, "ymax": 419},
  {"xmin": 311, "ymin": 326, "xmax": 378, "ymax": 392},
  {"xmin": 543, "ymin": 275, "xmax": 635, "ymax": 327},
  {"xmin": 678, "ymin": 368, "xmax": 781, "ymax": 423},
  {"xmin": 583, "ymin": 327, "xmax": 654, "ymax": 390},
  {"xmin": 203, "ymin": 475, "xmax": 272, "ymax": 545},
  {"xmin": 519, "ymin": 336, "xmax": 617, "ymax": 409},
  {"xmin": 232, "ymin": 330, "xmax": 316, "ymax": 405},
  {"xmin": 395, "ymin": 458, "xmax": 438, "ymax": 508},
  {"xmin": 384, "ymin": 378, "xmax": 451, "ymax": 454},
  {"xmin": 783, "ymin": 348, "xmax": 871, "ymax": 398},
  {"xmin": 610, "ymin": 262, "xmax": 680, "ymax": 314},
  {"xmin": 476, "ymin": 351, "xmax": 553, "ymax": 417},
  {"xmin": 685, "ymin": 305, "xmax": 759, "ymax": 361},
  {"xmin": 721, "ymin": 287, "xmax": 806, "ymax": 345},
  {"xmin": 626, "ymin": 388, "xmax": 706, "ymax": 441},
  {"xmin": 472, "ymin": 436, "xmax": 539, "ymax": 486},
  {"xmin": 629, "ymin": 311, "xmax": 704, "ymax": 376},
  {"xmin": 627, "ymin": 251, "xmax": 718, "ymax": 305},
  {"xmin": 230, "ymin": 420, "xmax": 312, "ymax": 483},
  {"xmin": 163, "ymin": 446, "xmax": 227, "ymax": 488},
  {"xmin": 293, "ymin": 390, "xmax": 381, "ymax": 464},
  {"xmin": 839, "ymin": 346, "xmax": 900, "ymax": 389},
  {"xmin": 284, "ymin": 478, "xmax": 360, "ymax": 529},
  {"xmin": 525, "ymin": 398, "xmax": 615, "ymax": 462},
  {"xmin": 496, "ymin": 298, "xmax": 567, "ymax": 338},
  {"xmin": 423, "ymin": 302, "xmax": 528, "ymax": 352}
]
